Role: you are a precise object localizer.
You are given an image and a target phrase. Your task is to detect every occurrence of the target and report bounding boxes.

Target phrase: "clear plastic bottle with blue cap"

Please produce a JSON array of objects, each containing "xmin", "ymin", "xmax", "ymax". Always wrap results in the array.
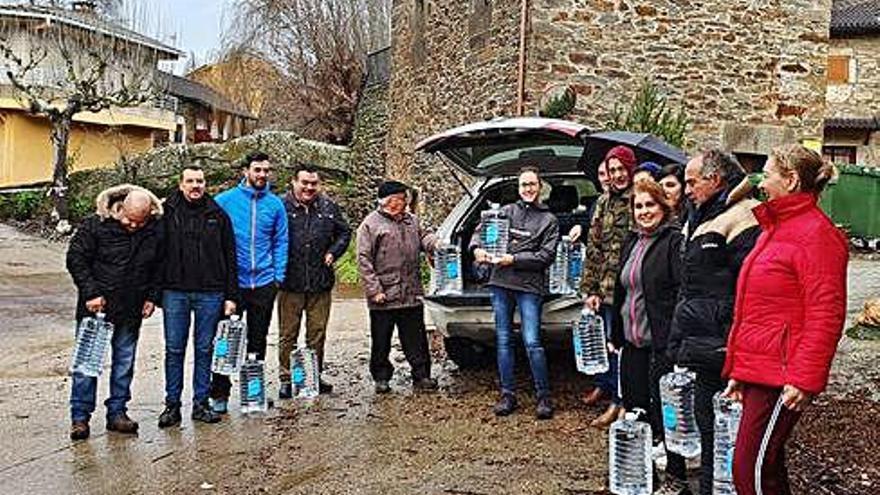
[
  {"xmin": 572, "ymin": 308, "xmax": 609, "ymax": 374},
  {"xmin": 434, "ymin": 243, "xmax": 463, "ymax": 295},
  {"xmin": 609, "ymin": 408, "xmax": 653, "ymax": 495},
  {"xmin": 659, "ymin": 366, "xmax": 701, "ymax": 458},
  {"xmin": 480, "ymin": 202, "xmax": 509, "ymax": 262},
  {"xmin": 211, "ymin": 314, "xmax": 247, "ymax": 375},
  {"xmin": 70, "ymin": 312, "xmax": 114, "ymax": 377},
  {"xmin": 713, "ymin": 392, "xmax": 743, "ymax": 495},
  {"xmin": 239, "ymin": 353, "xmax": 267, "ymax": 413},
  {"xmin": 549, "ymin": 235, "xmax": 572, "ymax": 295},
  {"xmin": 290, "ymin": 346, "xmax": 320, "ymax": 399}
]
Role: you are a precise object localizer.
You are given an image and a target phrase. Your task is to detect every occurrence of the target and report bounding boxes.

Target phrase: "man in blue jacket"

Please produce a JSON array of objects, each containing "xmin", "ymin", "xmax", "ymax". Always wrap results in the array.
[{"xmin": 209, "ymin": 151, "xmax": 289, "ymax": 413}]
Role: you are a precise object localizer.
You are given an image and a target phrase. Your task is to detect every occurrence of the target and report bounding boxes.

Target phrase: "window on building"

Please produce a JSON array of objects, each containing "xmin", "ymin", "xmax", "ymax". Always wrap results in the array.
[
  {"xmin": 827, "ymin": 56, "xmax": 851, "ymax": 85},
  {"xmin": 822, "ymin": 145, "xmax": 857, "ymax": 165}
]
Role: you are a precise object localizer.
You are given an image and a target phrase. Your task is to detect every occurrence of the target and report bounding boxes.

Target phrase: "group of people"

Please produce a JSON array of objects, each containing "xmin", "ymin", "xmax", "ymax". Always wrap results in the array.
[
  {"xmin": 65, "ymin": 140, "xmax": 848, "ymax": 495},
  {"xmin": 470, "ymin": 144, "xmax": 847, "ymax": 495}
]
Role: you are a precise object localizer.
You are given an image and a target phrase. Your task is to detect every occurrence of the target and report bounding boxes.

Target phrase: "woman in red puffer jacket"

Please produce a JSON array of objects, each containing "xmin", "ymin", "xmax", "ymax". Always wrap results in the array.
[{"xmin": 722, "ymin": 144, "xmax": 848, "ymax": 495}]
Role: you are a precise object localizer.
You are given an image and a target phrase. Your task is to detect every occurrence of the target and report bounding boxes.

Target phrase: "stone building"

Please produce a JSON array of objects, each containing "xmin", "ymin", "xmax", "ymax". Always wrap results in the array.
[
  {"xmin": 824, "ymin": 0, "xmax": 880, "ymax": 165},
  {"xmin": 384, "ymin": 0, "xmax": 832, "ymax": 222}
]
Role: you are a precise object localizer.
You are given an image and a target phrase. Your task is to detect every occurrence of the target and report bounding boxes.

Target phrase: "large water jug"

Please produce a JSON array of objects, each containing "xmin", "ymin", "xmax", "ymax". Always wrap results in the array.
[
  {"xmin": 70, "ymin": 312, "xmax": 114, "ymax": 377},
  {"xmin": 239, "ymin": 353, "xmax": 267, "ymax": 413},
  {"xmin": 549, "ymin": 235, "xmax": 572, "ymax": 295},
  {"xmin": 659, "ymin": 367, "xmax": 701, "ymax": 458},
  {"xmin": 291, "ymin": 346, "xmax": 320, "ymax": 399},
  {"xmin": 609, "ymin": 410, "xmax": 653, "ymax": 495},
  {"xmin": 568, "ymin": 241, "xmax": 584, "ymax": 293},
  {"xmin": 480, "ymin": 203, "xmax": 509, "ymax": 261},
  {"xmin": 434, "ymin": 243, "xmax": 463, "ymax": 295},
  {"xmin": 713, "ymin": 392, "xmax": 743, "ymax": 495},
  {"xmin": 212, "ymin": 315, "xmax": 248, "ymax": 375},
  {"xmin": 572, "ymin": 309, "xmax": 609, "ymax": 374}
]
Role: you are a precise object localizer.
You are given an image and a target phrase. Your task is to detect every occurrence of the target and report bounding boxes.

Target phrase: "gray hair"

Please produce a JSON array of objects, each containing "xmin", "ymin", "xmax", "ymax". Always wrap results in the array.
[{"xmin": 698, "ymin": 149, "xmax": 746, "ymax": 185}]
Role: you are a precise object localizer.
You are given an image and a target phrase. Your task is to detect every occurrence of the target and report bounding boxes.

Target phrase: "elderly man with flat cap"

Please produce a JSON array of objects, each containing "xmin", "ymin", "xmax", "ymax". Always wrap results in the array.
[
  {"xmin": 356, "ymin": 180, "xmax": 438, "ymax": 394},
  {"xmin": 66, "ymin": 184, "xmax": 164, "ymax": 440}
]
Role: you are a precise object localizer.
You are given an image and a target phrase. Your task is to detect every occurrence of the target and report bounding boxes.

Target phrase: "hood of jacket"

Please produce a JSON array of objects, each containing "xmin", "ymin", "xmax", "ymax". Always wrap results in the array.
[{"xmin": 95, "ymin": 184, "xmax": 163, "ymax": 221}]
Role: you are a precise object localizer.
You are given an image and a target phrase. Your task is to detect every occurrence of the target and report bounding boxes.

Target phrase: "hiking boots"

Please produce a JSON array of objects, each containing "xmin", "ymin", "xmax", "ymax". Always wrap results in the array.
[
  {"xmin": 192, "ymin": 401, "xmax": 221, "ymax": 424},
  {"xmin": 319, "ymin": 380, "xmax": 334, "ymax": 394},
  {"xmin": 70, "ymin": 421, "xmax": 90, "ymax": 441},
  {"xmin": 590, "ymin": 404, "xmax": 623, "ymax": 428},
  {"xmin": 278, "ymin": 382, "xmax": 293, "ymax": 400},
  {"xmin": 535, "ymin": 397, "xmax": 554, "ymax": 420},
  {"xmin": 413, "ymin": 377, "xmax": 438, "ymax": 392},
  {"xmin": 106, "ymin": 413, "xmax": 139, "ymax": 434},
  {"xmin": 493, "ymin": 394, "xmax": 517, "ymax": 417},
  {"xmin": 158, "ymin": 405, "xmax": 182, "ymax": 428},
  {"xmin": 374, "ymin": 380, "xmax": 391, "ymax": 394}
]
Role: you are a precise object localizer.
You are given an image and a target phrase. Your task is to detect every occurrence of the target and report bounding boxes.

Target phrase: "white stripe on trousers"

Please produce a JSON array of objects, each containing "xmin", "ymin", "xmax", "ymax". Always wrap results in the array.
[{"xmin": 754, "ymin": 394, "xmax": 786, "ymax": 495}]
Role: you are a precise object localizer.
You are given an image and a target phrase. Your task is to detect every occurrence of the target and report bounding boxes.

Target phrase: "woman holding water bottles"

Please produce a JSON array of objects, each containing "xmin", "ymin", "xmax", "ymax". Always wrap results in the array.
[
  {"xmin": 723, "ymin": 145, "xmax": 848, "ymax": 495},
  {"xmin": 610, "ymin": 178, "xmax": 689, "ymax": 494}
]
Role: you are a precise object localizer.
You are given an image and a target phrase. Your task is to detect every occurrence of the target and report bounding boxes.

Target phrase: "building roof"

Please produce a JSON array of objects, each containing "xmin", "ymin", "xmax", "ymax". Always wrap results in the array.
[
  {"xmin": 831, "ymin": 0, "xmax": 880, "ymax": 36},
  {"xmin": 0, "ymin": 3, "xmax": 181, "ymax": 58},
  {"xmin": 158, "ymin": 71, "xmax": 256, "ymax": 120},
  {"xmin": 824, "ymin": 116, "xmax": 880, "ymax": 130}
]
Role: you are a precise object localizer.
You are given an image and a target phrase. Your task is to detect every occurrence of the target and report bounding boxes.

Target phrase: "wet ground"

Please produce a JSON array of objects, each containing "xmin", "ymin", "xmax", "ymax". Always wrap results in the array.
[{"xmin": 0, "ymin": 223, "xmax": 878, "ymax": 494}]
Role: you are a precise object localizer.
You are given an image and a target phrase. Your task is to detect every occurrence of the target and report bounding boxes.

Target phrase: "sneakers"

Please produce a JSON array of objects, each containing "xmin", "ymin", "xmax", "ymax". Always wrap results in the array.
[
  {"xmin": 192, "ymin": 401, "xmax": 221, "ymax": 424},
  {"xmin": 319, "ymin": 380, "xmax": 334, "ymax": 394},
  {"xmin": 158, "ymin": 405, "xmax": 182, "ymax": 428},
  {"xmin": 413, "ymin": 377, "xmax": 438, "ymax": 392},
  {"xmin": 211, "ymin": 398, "xmax": 228, "ymax": 414},
  {"xmin": 535, "ymin": 397, "xmax": 554, "ymax": 420},
  {"xmin": 493, "ymin": 393, "xmax": 517, "ymax": 417},
  {"xmin": 106, "ymin": 413, "xmax": 139, "ymax": 434},
  {"xmin": 278, "ymin": 382, "xmax": 293, "ymax": 399},
  {"xmin": 654, "ymin": 477, "xmax": 692, "ymax": 495},
  {"xmin": 70, "ymin": 421, "xmax": 90, "ymax": 441},
  {"xmin": 374, "ymin": 380, "xmax": 391, "ymax": 394}
]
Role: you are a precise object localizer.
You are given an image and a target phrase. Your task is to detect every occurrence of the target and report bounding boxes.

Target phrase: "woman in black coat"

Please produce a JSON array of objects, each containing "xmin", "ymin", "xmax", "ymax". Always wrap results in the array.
[{"xmin": 611, "ymin": 179, "xmax": 689, "ymax": 493}]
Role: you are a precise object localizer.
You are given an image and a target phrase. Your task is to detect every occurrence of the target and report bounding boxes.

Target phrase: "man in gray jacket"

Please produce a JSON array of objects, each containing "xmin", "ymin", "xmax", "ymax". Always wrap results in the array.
[
  {"xmin": 472, "ymin": 166, "xmax": 560, "ymax": 419},
  {"xmin": 356, "ymin": 180, "xmax": 438, "ymax": 394}
]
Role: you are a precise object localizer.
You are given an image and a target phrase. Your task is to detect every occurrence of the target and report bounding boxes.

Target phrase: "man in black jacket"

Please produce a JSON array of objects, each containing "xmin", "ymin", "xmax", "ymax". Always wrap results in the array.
[
  {"xmin": 66, "ymin": 184, "xmax": 164, "ymax": 440},
  {"xmin": 157, "ymin": 165, "xmax": 239, "ymax": 428},
  {"xmin": 667, "ymin": 149, "xmax": 760, "ymax": 495},
  {"xmin": 277, "ymin": 164, "xmax": 351, "ymax": 398}
]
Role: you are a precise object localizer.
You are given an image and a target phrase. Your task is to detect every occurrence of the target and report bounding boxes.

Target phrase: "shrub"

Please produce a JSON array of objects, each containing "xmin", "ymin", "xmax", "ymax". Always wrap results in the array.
[
  {"xmin": 607, "ymin": 79, "xmax": 690, "ymax": 149},
  {"xmin": 0, "ymin": 190, "xmax": 46, "ymax": 221}
]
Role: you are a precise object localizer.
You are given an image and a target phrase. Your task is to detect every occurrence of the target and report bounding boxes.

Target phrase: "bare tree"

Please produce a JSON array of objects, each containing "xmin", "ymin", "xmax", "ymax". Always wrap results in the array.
[
  {"xmin": 0, "ymin": 5, "xmax": 166, "ymax": 227},
  {"xmin": 225, "ymin": 0, "xmax": 390, "ymax": 143}
]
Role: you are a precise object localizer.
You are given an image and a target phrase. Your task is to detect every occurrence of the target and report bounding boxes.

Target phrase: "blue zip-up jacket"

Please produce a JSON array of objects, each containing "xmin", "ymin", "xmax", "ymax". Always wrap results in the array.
[{"xmin": 215, "ymin": 179, "xmax": 289, "ymax": 289}]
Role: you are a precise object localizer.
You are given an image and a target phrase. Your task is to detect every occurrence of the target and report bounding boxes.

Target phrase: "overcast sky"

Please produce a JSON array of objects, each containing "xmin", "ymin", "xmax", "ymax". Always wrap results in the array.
[{"xmin": 140, "ymin": 0, "xmax": 236, "ymax": 72}]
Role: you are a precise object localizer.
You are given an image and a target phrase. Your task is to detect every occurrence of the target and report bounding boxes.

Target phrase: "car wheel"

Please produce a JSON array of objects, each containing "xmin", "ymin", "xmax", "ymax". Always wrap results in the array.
[{"xmin": 443, "ymin": 336, "xmax": 493, "ymax": 370}]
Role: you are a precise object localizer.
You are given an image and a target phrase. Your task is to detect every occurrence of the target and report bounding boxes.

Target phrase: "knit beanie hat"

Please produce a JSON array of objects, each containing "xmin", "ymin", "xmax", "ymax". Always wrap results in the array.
[
  {"xmin": 377, "ymin": 180, "xmax": 408, "ymax": 199},
  {"xmin": 635, "ymin": 161, "xmax": 662, "ymax": 179},
  {"xmin": 604, "ymin": 145, "xmax": 637, "ymax": 175}
]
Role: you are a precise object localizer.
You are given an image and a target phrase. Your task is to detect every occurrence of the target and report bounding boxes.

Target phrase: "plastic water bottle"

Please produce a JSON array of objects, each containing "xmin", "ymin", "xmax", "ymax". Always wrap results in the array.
[
  {"xmin": 659, "ymin": 367, "xmax": 701, "ymax": 458},
  {"xmin": 572, "ymin": 309, "xmax": 609, "ymax": 374},
  {"xmin": 70, "ymin": 312, "xmax": 114, "ymax": 377},
  {"xmin": 434, "ymin": 243, "xmax": 463, "ymax": 295},
  {"xmin": 549, "ymin": 235, "xmax": 572, "ymax": 294},
  {"xmin": 609, "ymin": 410, "xmax": 653, "ymax": 495},
  {"xmin": 480, "ymin": 203, "xmax": 509, "ymax": 261},
  {"xmin": 713, "ymin": 392, "xmax": 743, "ymax": 495},
  {"xmin": 290, "ymin": 346, "xmax": 320, "ymax": 399},
  {"xmin": 211, "ymin": 315, "xmax": 248, "ymax": 375},
  {"xmin": 239, "ymin": 353, "xmax": 267, "ymax": 413},
  {"xmin": 568, "ymin": 241, "xmax": 584, "ymax": 294}
]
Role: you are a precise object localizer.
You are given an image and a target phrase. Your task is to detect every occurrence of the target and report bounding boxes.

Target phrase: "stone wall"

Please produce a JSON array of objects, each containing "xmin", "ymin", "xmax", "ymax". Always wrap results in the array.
[
  {"xmin": 530, "ymin": 0, "xmax": 831, "ymax": 154},
  {"xmin": 826, "ymin": 37, "xmax": 880, "ymax": 118},
  {"xmin": 386, "ymin": 0, "xmax": 523, "ymax": 226}
]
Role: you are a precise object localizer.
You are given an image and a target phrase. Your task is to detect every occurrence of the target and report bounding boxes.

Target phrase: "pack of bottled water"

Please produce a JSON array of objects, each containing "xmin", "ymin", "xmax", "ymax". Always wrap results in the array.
[
  {"xmin": 290, "ymin": 346, "xmax": 320, "ymax": 399},
  {"xmin": 567, "ymin": 241, "xmax": 584, "ymax": 292},
  {"xmin": 70, "ymin": 312, "xmax": 114, "ymax": 377},
  {"xmin": 713, "ymin": 392, "xmax": 743, "ymax": 495},
  {"xmin": 659, "ymin": 367, "xmax": 701, "ymax": 458},
  {"xmin": 434, "ymin": 243, "xmax": 463, "ymax": 295},
  {"xmin": 480, "ymin": 203, "xmax": 509, "ymax": 262},
  {"xmin": 239, "ymin": 353, "xmax": 267, "ymax": 413},
  {"xmin": 609, "ymin": 410, "xmax": 653, "ymax": 495},
  {"xmin": 549, "ymin": 235, "xmax": 572, "ymax": 294},
  {"xmin": 572, "ymin": 309, "xmax": 609, "ymax": 374},
  {"xmin": 211, "ymin": 315, "xmax": 248, "ymax": 375}
]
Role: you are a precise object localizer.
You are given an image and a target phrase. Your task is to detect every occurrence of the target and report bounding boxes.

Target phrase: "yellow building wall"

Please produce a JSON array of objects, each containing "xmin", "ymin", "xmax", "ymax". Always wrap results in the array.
[{"xmin": 0, "ymin": 111, "xmax": 154, "ymax": 187}]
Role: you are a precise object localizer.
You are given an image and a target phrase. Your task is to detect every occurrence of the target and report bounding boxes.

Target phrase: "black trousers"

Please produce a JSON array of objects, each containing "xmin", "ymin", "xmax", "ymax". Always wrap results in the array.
[
  {"xmin": 695, "ymin": 371, "xmax": 726, "ymax": 495},
  {"xmin": 620, "ymin": 344, "xmax": 688, "ymax": 481},
  {"xmin": 210, "ymin": 284, "xmax": 278, "ymax": 400},
  {"xmin": 369, "ymin": 305, "xmax": 431, "ymax": 382}
]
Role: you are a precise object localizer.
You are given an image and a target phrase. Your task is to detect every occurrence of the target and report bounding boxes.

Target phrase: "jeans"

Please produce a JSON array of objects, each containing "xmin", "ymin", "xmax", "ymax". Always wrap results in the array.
[
  {"xmin": 162, "ymin": 290, "xmax": 224, "ymax": 406},
  {"xmin": 70, "ymin": 319, "xmax": 142, "ymax": 422},
  {"xmin": 490, "ymin": 286, "xmax": 550, "ymax": 399},
  {"xmin": 210, "ymin": 284, "xmax": 278, "ymax": 400},
  {"xmin": 369, "ymin": 305, "xmax": 431, "ymax": 382},
  {"xmin": 594, "ymin": 304, "xmax": 622, "ymax": 405}
]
